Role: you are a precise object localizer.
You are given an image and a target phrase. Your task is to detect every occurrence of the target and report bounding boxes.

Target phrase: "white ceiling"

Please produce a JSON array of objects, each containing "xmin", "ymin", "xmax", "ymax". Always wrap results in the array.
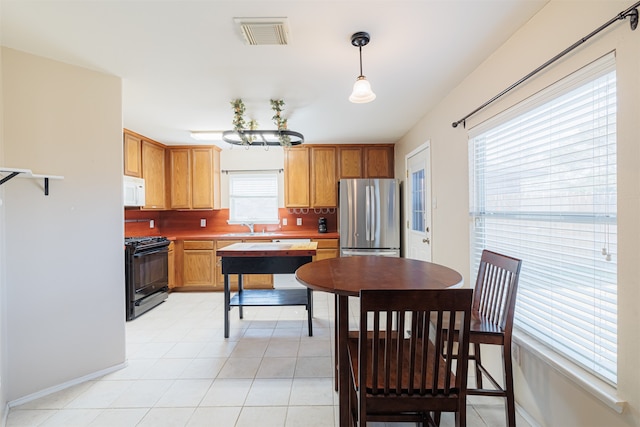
[{"xmin": 1, "ymin": 0, "xmax": 548, "ymax": 148}]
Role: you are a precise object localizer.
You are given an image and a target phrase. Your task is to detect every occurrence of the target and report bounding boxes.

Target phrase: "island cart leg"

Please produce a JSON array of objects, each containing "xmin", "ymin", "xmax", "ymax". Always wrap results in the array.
[
  {"xmin": 224, "ymin": 273, "xmax": 230, "ymax": 338},
  {"xmin": 238, "ymin": 273, "xmax": 244, "ymax": 319}
]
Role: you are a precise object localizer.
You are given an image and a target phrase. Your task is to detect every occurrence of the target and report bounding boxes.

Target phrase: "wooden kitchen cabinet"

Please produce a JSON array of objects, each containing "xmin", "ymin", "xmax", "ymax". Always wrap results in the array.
[
  {"xmin": 168, "ymin": 241, "xmax": 176, "ymax": 289},
  {"xmin": 338, "ymin": 146, "xmax": 363, "ymax": 179},
  {"xmin": 310, "ymin": 146, "xmax": 337, "ymax": 208},
  {"xmin": 123, "ymin": 132, "xmax": 142, "ymax": 177},
  {"xmin": 284, "ymin": 144, "xmax": 394, "ymax": 209},
  {"xmin": 311, "ymin": 238, "xmax": 339, "ymax": 261},
  {"xmin": 141, "ymin": 140, "xmax": 167, "ymax": 209},
  {"xmin": 168, "ymin": 146, "xmax": 221, "ymax": 210},
  {"xmin": 182, "ymin": 240, "xmax": 215, "ymax": 287},
  {"xmin": 284, "ymin": 146, "xmax": 310, "ymax": 208},
  {"xmin": 364, "ymin": 145, "xmax": 394, "ymax": 178},
  {"xmin": 214, "ymin": 240, "xmax": 274, "ymax": 290}
]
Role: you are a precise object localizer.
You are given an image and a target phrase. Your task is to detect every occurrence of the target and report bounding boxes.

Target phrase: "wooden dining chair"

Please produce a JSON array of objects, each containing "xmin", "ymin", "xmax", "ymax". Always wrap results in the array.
[
  {"xmin": 437, "ymin": 250, "xmax": 522, "ymax": 427},
  {"xmin": 347, "ymin": 288, "xmax": 473, "ymax": 427}
]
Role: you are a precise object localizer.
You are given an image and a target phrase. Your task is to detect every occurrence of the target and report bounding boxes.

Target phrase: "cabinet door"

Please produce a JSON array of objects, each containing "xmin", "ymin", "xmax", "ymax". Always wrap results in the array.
[
  {"xmin": 169, "ymin": 148, "xmax": 191, "ymax": 209},
  {"xmin": 338, "ymin": 146, "xmax": 363, "ymax": 179},
  {"xmin": 123, "ymin": 133, "xmax": 142, "ymax": 177},
  {"xmin": 182, "ymin": 240, "xmax": 215, "ymax": 287},
  {"xmin": 212, "ymin": 148, "xmax": 221, "ymax": 209},
  {"xmin": 312, "ymin": 238, "xmax": 339, "ymax": 261},
  {"xmin": 364, "ymin": 146, "xmax": 394, "ymax": 178},
  {"xmin": 141, "ymin": 141, "xmax": 166, "ymax": 209},
  {"xmin": 284, "ymin": 147, "xmax": 310, "ymax": 208},
  {"xmin": 310, "ymin": 146, "xmax": 337, "ymax": 208},
  {"xmin": 191, "ymin": 147, "xmax": 215, "ymax": 209}
]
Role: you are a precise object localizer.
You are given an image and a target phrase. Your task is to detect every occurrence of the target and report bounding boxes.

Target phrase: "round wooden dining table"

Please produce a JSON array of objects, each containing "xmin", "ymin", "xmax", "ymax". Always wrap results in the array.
[{"xmin": 295, "ymin": 256, "xmax": 463, "ymax": 427}]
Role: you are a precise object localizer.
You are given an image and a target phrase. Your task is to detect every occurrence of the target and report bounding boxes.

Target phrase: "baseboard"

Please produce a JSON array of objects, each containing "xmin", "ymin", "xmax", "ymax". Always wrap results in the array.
[{"xmin": 7, "ymin": 361, "xmax": 128, "ymax": 409}]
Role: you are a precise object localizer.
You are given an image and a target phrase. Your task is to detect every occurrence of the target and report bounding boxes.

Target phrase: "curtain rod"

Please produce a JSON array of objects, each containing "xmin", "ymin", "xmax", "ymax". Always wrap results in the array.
[{"xmin": 452, "ymin": 1, "xmax": 639, "ymax": 129}]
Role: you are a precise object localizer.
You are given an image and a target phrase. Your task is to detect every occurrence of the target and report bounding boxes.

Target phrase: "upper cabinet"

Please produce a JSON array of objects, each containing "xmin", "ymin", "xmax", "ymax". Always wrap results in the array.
[
  {"xmin": 338, "ymin": 146, "xmax": 363, "ymax": 179},
  {"xmin": 363, "ymin": 145, "xmax": 394, "ymax": 178},
  {"xmin": 310, "ymin": 146, "xmax": 337, "ymax": 208},
  {"xmin": 337, "ymin": 145, "xmax": 394, "ymax": 179},
  {"xmin": 168, "ymin": 146, "xmax": 221, "ymax": 210},
  {"xmin": 284, "ymin": 146, "xmax": 310, "ymax": 208},
  {"xmin": 141, "ymin": 140, "xmax": 167, "ymax": 209},
  {"xmin": 123, "ymin": 133, "xmax": 142, "ymax": 177},
  {"xmin": 284, "ymin": 144, "xmax": 394, "ymax": 209}
]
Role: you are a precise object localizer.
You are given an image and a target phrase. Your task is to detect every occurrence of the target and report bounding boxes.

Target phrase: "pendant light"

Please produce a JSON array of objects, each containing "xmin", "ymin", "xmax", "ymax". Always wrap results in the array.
[{"xmin": 349, "ymin": 31, "xmax": 376, "ymax": 103}]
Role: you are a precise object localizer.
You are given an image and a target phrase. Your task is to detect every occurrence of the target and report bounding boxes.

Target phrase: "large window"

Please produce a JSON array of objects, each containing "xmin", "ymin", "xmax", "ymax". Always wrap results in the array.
[
  {"xmin": 228, "ymin": 172, "xmax": 279, "ymax": 224},
  {"xmin": 469, "ymin": 54, "xmax": 617, "ymax": 384}
]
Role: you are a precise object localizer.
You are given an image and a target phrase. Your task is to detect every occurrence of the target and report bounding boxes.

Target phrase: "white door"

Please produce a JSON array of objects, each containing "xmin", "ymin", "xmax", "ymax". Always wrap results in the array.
[{"xmin": 405, "ymin": 143, "xmax": 432, "ymax": 261}]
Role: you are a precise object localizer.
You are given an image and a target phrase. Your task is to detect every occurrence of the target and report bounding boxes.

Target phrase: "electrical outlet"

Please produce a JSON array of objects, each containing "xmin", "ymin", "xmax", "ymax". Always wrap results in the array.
[
  {"xmin": 149, "ymin": 219, "xmax": 155, "ymax": 229},
  {"xmin": 296, "ymin": 218, "xmax": 302, "ymax": 226},
  {"xmin": 282, "ymin": 218, "xmax": 288, "ymax": 226},
  {"xmin": 200, "ymin": 218, "xmax": 206, "ymax": 228}
]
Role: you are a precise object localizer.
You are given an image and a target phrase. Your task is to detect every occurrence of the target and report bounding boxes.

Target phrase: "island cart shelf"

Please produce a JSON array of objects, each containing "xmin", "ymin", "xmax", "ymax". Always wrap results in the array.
[{"xmin": 218, "ymin": 242, "xmax": 318, "ymax": 338}]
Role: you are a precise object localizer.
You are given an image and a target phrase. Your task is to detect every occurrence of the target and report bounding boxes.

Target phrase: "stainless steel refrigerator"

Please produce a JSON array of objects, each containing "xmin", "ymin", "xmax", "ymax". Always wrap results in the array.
[{"xmin": 339, "ymin": 178, "xmax": 400, "ymax": 257}]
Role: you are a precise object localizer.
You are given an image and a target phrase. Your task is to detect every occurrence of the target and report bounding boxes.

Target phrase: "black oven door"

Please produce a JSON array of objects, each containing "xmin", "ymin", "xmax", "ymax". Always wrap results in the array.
[{"xmin": 131, "ymin": 247, "xmax": 169, "ymax": 300}]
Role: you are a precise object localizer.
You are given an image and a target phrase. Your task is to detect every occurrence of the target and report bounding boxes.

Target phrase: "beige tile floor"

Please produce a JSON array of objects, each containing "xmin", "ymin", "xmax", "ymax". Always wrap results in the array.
[{"xmin": 6, "ymin": 279, "xmax": 532, "ymax": 426}]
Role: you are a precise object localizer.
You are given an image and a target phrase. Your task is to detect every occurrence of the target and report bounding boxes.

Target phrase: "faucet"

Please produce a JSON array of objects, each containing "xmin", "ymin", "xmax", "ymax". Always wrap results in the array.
[{"xmin": 241, "ymin": 223, "xmax": 254, "ymax": 233}]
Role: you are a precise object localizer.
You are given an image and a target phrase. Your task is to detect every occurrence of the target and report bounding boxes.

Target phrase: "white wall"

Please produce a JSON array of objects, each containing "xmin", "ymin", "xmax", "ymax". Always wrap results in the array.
[
  {"xmin": 0, "ymin": 44, "xmax": 7, "ymax": 422},
  {"xmin": 395, "ymin": 1, "xmax": 640, "ymax": 425},
  {"xmin": 1, "ymin": 48, "xmax": 126, "ymax": 402}
]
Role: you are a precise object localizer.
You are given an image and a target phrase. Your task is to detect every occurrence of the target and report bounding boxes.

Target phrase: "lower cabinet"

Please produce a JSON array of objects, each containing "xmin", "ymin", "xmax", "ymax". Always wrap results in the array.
[
  {"xmin": 173, "ymin": 238, "xmax": 333, "ymax": 291},
  {"xmin": 312, "ymin": 238, "xmax": 339, "ymax": 261},
  {"xmin": 182, "ymin": 240, "xmax": 215, "ymax": 287}
]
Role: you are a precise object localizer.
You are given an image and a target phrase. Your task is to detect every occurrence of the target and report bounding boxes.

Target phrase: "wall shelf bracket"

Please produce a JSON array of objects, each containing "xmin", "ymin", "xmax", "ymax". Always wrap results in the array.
[{"xmin": 0, "ymin": 168, "xmax": 64, "ymax": 196}]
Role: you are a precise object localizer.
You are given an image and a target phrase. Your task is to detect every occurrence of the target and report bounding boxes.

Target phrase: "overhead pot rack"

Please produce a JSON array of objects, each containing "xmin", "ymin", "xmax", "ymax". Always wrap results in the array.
[{"xmin": 224, "ymin": 98, "xmax": 304, "ymax": 147}]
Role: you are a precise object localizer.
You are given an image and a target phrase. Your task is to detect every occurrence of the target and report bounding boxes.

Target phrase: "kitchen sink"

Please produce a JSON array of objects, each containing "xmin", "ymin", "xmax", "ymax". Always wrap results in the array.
[{"xmin": 220, "ymin": 232, "xmax": 282, "ymax": 237}]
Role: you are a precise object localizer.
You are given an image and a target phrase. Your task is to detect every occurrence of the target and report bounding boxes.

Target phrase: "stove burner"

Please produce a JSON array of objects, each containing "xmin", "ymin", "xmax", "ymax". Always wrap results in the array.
[{"xmin": 125, "ymin": 236, "xmax": 170, "ymax": 247}]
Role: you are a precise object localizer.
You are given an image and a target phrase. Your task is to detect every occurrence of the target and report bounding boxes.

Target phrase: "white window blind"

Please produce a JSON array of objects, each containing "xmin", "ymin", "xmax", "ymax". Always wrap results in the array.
[
  {"xmin": 469, "ymin": 53, "xmax": 617, "ymax": 384},
  {"xmin": 229, "ymin": 172, "xmax": 279, "ymax": 223}
]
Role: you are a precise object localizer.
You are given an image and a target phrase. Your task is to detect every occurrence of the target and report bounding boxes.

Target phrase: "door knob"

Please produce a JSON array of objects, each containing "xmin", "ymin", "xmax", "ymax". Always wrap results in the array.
[{"xmin": 423, "ymin": 238, "xmax": 430, "ymax": 244}]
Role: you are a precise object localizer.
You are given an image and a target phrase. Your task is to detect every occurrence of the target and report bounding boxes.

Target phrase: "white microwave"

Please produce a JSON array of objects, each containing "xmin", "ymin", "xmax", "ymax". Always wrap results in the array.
[{"xmin": 124, "ymin": 175, "xmax": 145, "ymax": 207}]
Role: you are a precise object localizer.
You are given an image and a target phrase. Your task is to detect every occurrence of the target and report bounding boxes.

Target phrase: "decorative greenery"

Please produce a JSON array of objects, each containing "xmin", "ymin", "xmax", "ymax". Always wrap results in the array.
[
  {"xmin": 230, "ymin": 99, "xmax": 260, "ymax": 145},
  {"xmin": 230, "ymin": 99, "xmax": 249, "ymax": 145},
  {"xmin": 270, "ymin": 99, "xmax": 291, "ymax": 147},
  {"xmin": 229, "ymin": 98, "xmax": 293, "ymax": 147}
]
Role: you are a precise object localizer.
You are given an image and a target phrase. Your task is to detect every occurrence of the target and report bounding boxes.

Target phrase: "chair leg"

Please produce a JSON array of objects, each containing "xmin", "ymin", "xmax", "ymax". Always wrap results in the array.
[
  {"xmin": 503, "ymin": 343, "xmax": 516, "ymax": 427},
  {"xmin": 454, "ymin": 407, "xmax": 467, "ymax": 427},
  {"xmin": 474, "ymin": 343, "xmax": 483, "ymax": 389}
]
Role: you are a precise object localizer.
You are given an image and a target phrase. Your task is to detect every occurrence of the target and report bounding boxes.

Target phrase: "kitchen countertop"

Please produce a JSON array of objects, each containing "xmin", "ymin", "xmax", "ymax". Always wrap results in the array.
[{"xmin": 163, "ymin": 231, "xmax": 339, "ymax": 241}]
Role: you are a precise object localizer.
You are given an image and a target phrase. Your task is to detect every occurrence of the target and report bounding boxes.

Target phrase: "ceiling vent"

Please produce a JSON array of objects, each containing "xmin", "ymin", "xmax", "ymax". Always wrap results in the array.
[{"xmin": 234, "ymin": 17, "xmax": 290, "ymax": 45}]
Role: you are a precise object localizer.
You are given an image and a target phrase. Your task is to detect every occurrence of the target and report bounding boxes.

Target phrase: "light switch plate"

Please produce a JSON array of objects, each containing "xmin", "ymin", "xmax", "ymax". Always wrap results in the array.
[
  {"xmin": 296, "ymin": 218, "xmax": 302, "ymax": 226},
  {"xmin": 282, "ymin": 218, "xmax": 288, "ymax": 226},
  {"xmin": 200, "ymin": 218, "xmax": 206, "ymax": 227},
  {"xmin": 149, "ymin": 219, "xmax": 155, "ymax": 228}
]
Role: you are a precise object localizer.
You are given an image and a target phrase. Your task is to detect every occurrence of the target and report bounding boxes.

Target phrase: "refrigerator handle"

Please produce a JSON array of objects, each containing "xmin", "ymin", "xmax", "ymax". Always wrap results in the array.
[
  {"xmin": 370, "ymin": 184, "xmax": 376, "ymax": 241},
  {"xmin": 365, "ymin": 185, "xmax": 371, "ymax": 241}
]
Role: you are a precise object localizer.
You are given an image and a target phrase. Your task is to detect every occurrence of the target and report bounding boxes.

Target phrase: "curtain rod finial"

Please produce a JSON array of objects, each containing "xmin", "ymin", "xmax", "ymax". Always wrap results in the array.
[{"xmin": 628, "ymin": 8, "xmax": 638, "ymax": 30}]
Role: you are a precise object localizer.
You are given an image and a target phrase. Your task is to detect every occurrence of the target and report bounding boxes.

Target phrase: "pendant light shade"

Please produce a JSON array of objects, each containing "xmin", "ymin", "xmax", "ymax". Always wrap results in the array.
[
  {"xmin": 349, "ymin": 32, "xmax": 376, "ymax": 104},
  {"xmin": 349, "ymin": 76, "xmax": 376, "ymax": 103}
]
